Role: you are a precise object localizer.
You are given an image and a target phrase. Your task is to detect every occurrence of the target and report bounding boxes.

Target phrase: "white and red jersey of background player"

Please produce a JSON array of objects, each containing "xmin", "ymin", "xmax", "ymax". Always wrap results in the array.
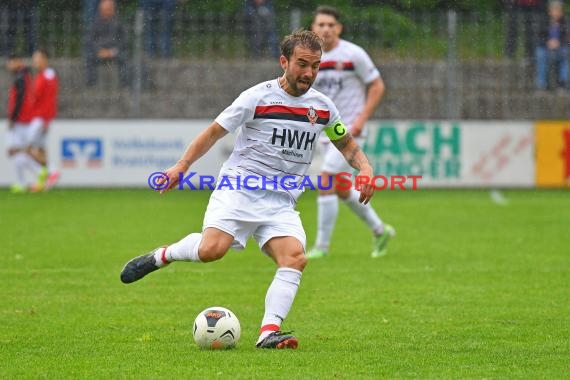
[
  {"xmin": 313, "ymin": 39, "xmax": 380, "ymax": 136},
  {"xmin": 215, "ymin": 78, "xmax": 342, "ymax": 201}
]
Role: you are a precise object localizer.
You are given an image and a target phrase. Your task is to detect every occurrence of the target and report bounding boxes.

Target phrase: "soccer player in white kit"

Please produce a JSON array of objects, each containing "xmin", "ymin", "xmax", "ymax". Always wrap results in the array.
[
  {"xmin": 307, "ymin": 6, "xmax": 395, "ymax": 259},
  {"xmin": 120, "ymin": 30, "xmax": 376, "ymax": 349}
]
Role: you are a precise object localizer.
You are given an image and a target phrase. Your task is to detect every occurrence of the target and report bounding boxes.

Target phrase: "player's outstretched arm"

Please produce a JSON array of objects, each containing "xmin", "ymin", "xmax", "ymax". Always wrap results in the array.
[
  {"xmin": 159, "ymin": 121, "xmax": 228, "ymax": 194},
  {"xmin": 331, "ymin": 133, "xmax": 375, "ymax": 204}
]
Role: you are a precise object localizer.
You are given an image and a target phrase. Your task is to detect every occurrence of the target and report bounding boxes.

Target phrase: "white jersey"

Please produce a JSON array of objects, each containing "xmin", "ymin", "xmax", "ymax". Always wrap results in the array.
[
  {"xmin": 215, "ymin": 78, "xmax": 342, "ymax": 202},
  {"xmin": 313, "ymin": 39, "xmax": 380, "ymax": 133}
]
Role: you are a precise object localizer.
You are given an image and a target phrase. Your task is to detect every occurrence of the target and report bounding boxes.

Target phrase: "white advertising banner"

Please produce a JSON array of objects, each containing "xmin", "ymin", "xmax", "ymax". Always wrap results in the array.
[
  {"xmin": 363, "ymin": 121, "xmax": 535, "ymax": 187},
  {"xmin": 0, "ymin": 120, "xmax": 535, "ymax": 188},
  {"xmin": 0, "ymin": 120, "xmax": 231, "ymax": 187}
]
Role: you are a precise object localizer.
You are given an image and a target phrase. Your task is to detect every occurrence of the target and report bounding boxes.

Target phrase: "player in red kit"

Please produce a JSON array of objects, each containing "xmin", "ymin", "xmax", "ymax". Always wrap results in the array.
[
  {"xmin": 5, "ymin": 53, "xmax": 41, "ymax": 194},
  {"xmin": 29, "ymin": 48, "xmax": 60, "ymax": 191}
]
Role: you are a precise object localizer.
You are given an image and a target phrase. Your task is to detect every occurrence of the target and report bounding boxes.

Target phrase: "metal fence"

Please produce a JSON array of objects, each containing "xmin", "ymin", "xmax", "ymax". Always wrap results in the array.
[
  {"xmin": 2, "ymin": 9, "xmax": 518, "ymax": 60},
  {"xmin": 2, "ymin": 8, "xmax": 566, "ymax": 120}
]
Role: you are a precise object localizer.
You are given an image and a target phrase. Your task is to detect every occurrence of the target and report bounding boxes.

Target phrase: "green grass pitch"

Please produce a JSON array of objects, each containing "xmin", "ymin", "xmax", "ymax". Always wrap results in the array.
[{"xmin": 1, "ymin": 189, "xmax": 569, "ymax": 379}]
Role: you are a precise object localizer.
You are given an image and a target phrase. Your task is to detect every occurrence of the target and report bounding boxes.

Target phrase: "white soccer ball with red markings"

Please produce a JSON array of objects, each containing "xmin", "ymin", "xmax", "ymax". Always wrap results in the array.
[{"xmin": 193, "ymin": 306, "xmax": 241, "ymax": 349}]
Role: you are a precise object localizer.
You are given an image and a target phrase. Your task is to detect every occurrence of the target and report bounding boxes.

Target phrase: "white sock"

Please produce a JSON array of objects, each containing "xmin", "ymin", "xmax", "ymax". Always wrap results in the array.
[
  {"xmin": 258, "ymin": 268, "xmax": 302, "ymax": 343},
  {"xmin": 343, "ymin": 188, "xmax": 384, "ymax": 235},
  {"xmin": 22, "ymin": 153, "xmax": 43, "ymax": 178},
  {"xmin": 11, "ymin": 152, "xmax": 28, "ymax": 187},
  {"xmin": 151, "ymin": 247, "xmax": 169, "ymax": 268},
  {"xmin": 153, "ymin": 233, "xmax": 203, "ymax": 266},
  {"xmin": 315, "ymin": 194, "xmax": 338, "ymax": 251}
]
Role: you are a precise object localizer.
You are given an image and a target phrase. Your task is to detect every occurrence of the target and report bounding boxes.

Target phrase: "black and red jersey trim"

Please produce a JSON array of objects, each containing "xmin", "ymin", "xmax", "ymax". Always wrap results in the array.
[
  {"xmin": 254, "ymin": 105, "xmax": 330, "ymax": 125},
  {"xmin": 319, "ymin": 60, "xmax": 355, "ymax": 71}
]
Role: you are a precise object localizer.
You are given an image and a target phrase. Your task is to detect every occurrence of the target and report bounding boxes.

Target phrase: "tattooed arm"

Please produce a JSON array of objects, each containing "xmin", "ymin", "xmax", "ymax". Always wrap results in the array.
[{"xmin": 331, "ymin": 133, "xmax": 375, "ymax": 204}]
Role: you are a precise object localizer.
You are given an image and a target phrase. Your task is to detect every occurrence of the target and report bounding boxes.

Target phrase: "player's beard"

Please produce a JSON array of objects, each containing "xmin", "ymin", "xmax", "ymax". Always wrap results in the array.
[{"xmin": 284, "ymin": 71, "xmax": 313, "ymax": 96}]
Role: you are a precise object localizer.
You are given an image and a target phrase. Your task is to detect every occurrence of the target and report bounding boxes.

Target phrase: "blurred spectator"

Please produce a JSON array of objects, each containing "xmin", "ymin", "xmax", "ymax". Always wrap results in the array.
[
  {"xmin": 244, "ymin": 0, "xmax": 279, "ymax": 59},
  {"xmin": 0, "ymin": 0, "xmax": 38, "ymax": 56},
  {"xmin": 536, "ymin": 0, "xmax": 569, "ymax": 91},
  {"xmin": 504, "ymin": 0, "xmax": 545, "ymax": 60},
  {"xmin": 86, "ymin": 0, "xmax": 129, "ymax": 87},
  {"xmin": 83, "ymin": 0, "xmax": 101, "ymax": 31},
  {"xmin": 140, "ymin": 0, "xmax": 176, "ymax": 58}
]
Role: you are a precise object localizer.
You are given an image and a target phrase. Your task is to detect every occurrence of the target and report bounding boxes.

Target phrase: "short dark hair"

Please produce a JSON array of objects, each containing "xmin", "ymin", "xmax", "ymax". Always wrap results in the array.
[
  {"xmin": 35, "ymin": 47, "xmax": 50, "ymax": 59},
  {"xmin": 314, "ymin": 5, "xmax": 341, "ymax": 22},
  {"xmin": 280, "ymin": 29, "xmax": 323, "ymax": 60}
]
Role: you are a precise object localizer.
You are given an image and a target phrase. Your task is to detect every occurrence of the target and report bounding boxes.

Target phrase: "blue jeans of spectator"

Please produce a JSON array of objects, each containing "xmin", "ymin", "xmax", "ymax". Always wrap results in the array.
[
  {"xmin": 140, "ymin": 0, "xmax": 175, "ymax": 57},
  {"xmin": 83, "ymin": 0, "xmax": 100, "ymax": 30},
  {"xmin": 82, "ymin": 0, "xmax": 100, "ymax": 57},
  {"xmin": 536, "ymin": 46, "xmax": 569, "ymax": 90}
]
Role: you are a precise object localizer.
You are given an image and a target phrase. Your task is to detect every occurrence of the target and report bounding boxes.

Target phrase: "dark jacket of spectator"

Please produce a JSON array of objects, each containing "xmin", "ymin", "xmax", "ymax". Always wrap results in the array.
[
  {"xmin": 85, "ymin": 2, "xmax": 129, "ymax": 87},
  {"xmin": 88, "ymin": 16, "xmax": 127, "ymax": 57},
  {"xmin": 537, "ymin": 15, "xmax": 570, "ymax": 47}
]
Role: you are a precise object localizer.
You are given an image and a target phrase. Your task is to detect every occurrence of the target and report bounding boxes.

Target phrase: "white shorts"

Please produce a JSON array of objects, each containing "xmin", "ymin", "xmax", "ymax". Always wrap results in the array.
[
  {"xmin": 27, "ymin": 118, "xmax": 47, "ymax": 148},
  {"xmin": 6, "ymin": 122, "xmax": 30, "ymax": 150},
  {"xmin": 320, "ymin": 137, "xmax": 365, "ymax": 174},
  {"xmin": 203, "ymin": 189, "xmax": 306, "ymax": 253}
]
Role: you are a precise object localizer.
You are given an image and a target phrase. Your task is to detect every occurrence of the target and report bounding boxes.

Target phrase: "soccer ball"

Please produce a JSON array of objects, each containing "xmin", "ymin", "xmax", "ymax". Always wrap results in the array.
[{"xmin": 193, "ymin": 306, "xmax": 241, "ymax": 349}]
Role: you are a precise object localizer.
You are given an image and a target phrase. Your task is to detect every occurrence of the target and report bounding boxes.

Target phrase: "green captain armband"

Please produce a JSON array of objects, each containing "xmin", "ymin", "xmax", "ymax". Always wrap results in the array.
[{"xmin": 324, "ymin": 120, "xmax": 348, "ymax": 141}]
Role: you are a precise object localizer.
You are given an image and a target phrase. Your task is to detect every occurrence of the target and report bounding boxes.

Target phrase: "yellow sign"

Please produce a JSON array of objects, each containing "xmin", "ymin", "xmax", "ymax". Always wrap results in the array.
[{"xmin": 536, "ymin": 122, "xmax": 570, "ymax": 187}]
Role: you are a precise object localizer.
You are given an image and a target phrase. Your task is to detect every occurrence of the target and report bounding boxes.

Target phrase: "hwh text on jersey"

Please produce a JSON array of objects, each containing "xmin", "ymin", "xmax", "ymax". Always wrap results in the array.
[{"xmin": 271, "ymin": 128, "xmax": 317, "ymax": 150}]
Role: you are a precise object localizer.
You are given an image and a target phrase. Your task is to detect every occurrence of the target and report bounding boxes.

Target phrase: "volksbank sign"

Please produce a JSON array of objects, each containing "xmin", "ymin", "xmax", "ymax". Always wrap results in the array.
[
  {"xmin": 364, "ymin": 121, "xmax": 534, "ymax": 187},
  {"xmin": 0, "ymin": 120, "xmax": 534, "ymax": 188}
]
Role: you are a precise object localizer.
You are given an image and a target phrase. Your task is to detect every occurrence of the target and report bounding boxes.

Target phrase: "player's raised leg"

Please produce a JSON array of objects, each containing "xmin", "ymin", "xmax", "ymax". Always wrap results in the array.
[
  {"xmin": 256, "ymin": 236, "xmax": 306, "ymax": 349},
  {"xmin": 120, "ymin": 227, "xmax": 234, "ymax": 284}
]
